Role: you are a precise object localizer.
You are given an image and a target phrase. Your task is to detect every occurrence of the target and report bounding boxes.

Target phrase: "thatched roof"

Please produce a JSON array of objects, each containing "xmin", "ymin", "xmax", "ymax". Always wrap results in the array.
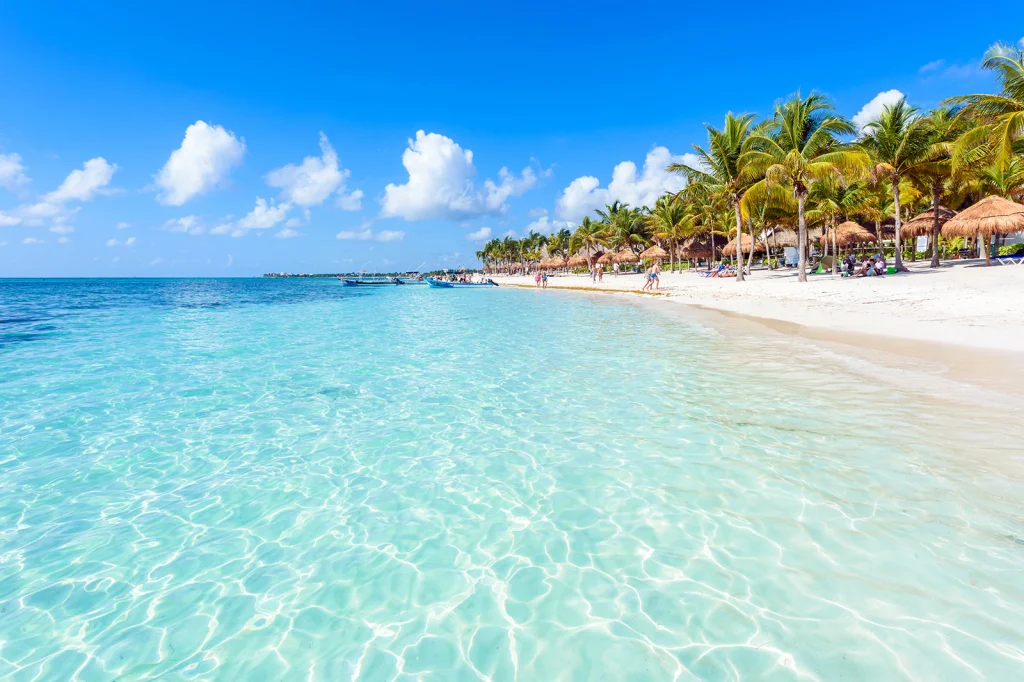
[
  {"xmin": 615, "ymin": 249, "xmax": 639, "ymax": 263},
  {"xmin": 721, "ymin": 233, "xmax": 765, "ymax": 256},
  {"xmin": 639, "ymin": 245, "xmax": 669, "ymax": 260},
  {"xmin": 540, "ymin": 257, "xmax": 566, "ymax": 269},
  {"xmin": 596, "ymin": 252, "xmax": 616, "ymax": 265},
  {"xmin": 678, "ymin": 237, "xmax": 717, "ymax": 259},
  {"xmin": 902, "ymin": 206, "xmax": 957, "ymax": 238},
  {"xmin": 566, "ymin": 254, "xmax": 589, "ymax": 267},
  {"xmin": 820, "ymin": 221, "xmax": 877, "ymax": 247},
  {"xmin": 941, "ymin": 195, "xmax": 1024, "ymax": 237}
]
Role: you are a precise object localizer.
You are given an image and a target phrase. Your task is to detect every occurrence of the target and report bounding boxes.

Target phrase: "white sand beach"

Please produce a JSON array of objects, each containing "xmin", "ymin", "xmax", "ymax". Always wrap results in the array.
[{"xmin": 496, "ymin": 259, "xmax": 1024, "ymax": 353}]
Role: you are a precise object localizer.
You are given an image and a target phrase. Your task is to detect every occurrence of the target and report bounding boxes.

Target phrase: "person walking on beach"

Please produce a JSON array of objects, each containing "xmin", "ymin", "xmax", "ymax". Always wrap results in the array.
[
  {"xmin": 534, "ymin": 271, "xmax": 541, "ymax": 287},
  {"xmin": 651, "ymin": 262, "xmax": 661, "ymax": 291},
  {"xmin": 641, "ymin": 265, "xmax": 653, "ymax": 292},
  {"xmin": 541, "ymin": 272, "xmax": 548, "ymax": 288},
  {"xmin": 590, "ymin": 266, "xmax": 596, "ymax": 283},
  {"xmin": 597, "ymin": 264, "xmax": 604, "ymax": 283},
  {"xmin": 613, "ymin": 261, "xmax": 619, "ymax": 277}
]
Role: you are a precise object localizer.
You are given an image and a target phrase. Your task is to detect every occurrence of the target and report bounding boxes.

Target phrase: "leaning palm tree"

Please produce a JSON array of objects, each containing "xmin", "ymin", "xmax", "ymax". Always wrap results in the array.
[
  {"xmin": 742, "ymin": 92, "xmax": 868, "ymax": 281},
  {"xmin": 569, "ymin": 216, "xmax": 606, "ymax": 269},
  {"xmin": 859, "ymin": 97, "xmax": 934, "ymax": 270},
  {"xmin": 946, "ymin": 42, "xmax": 1024, "ymax": 171},
  {"xmin": 669, "ymin": 112, "xmax": 757, "ymax": 281},
  {"xmin": 975, "ymin": 157, "xmax": 1024, "ymax": 200}
]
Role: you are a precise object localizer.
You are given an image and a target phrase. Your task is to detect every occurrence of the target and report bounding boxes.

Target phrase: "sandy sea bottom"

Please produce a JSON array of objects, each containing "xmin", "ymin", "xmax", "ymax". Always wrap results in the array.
[{"xmin": 1, "ymin": 278, "xmax": 1022, "ymax": 681}]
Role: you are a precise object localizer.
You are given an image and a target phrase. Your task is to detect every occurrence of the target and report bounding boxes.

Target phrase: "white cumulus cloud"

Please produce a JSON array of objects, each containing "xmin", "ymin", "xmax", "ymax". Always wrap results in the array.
[
  {"xmin": 238, "ymin": 197, "xmax": 290, "ymax": 230},
  {"xmin": 44, "ymin": 157, "xmax": 118, "ymax": 203},
  {"xmin": 853, "ymin": 89, "xmax": 905, "ymax": 131},
  {"xmin": 162, "ymin": 215, "xmax": 205, "ymax": 235},
  {"xmin": 336, "ymin": 220, "xmax": 404, "ymax": 242},
  {"xmin": 467, "ymin": 227, "xmax": 492, "ymax": 241},
  {"xmin": 274, "ymin": 228, "xmax": 301, "ymax": 239},
  {"xmin": 155, "ymin": 121, "xmax": 245, "ymax": 205},
  {"xmin": 23, "ymin": 237, "xmax": 44, "ymax": 245},
  {"xmin": 555, "ymin": 146, "xmax": 692, "ymax": 222},
  {"xmin": 0, "ymin": 211, "xmax": 22, "ymax": 226},
  {"xmin": 381, "ymin": 130, "xmax": 538, "ymax": 221},
  {"xmin": 107, "ymin": 236, "xmax": 136, "ymax": 247},
  {"xmin": 0, "ymin": 153, "xmax": 31, "ymax": 193},
  {"xmin": 267, "ymin": 132, "xmax": 361, "ymax": 208},
  {"xmin": 49, "ymin": 224, "xmax": 74, "ymax": 234}
]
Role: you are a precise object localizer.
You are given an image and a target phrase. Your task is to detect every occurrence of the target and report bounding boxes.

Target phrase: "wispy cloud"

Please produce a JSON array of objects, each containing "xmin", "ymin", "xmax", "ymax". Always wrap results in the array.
[{"xmin": 919, "ymin": 59, "xmax": 944, "ymax": 73}]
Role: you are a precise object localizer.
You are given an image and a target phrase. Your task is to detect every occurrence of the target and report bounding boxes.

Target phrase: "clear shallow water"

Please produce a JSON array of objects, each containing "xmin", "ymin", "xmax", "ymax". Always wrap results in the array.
[{"xmin": 1, "ymin": 278, "xmax": 1023, "ymax": 682}]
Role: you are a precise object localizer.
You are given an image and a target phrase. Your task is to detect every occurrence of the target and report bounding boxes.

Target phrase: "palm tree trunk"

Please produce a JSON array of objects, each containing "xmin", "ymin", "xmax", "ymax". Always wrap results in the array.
[
  {"xmin": 797, "ymin": 193, "xmax": 808, "ymax": 282},
  {"xmin": 745, "ymin": 218, "xmax": 756, "ymax": 276},
  {"xmin": 709, "ymin": 231, "xmax": 716, "ymax": 271},
  {"xmin": 930, "ymin": 184, "xmax": 941, "ymax": 268},
  {"xmin": 733, "ymin": 202, "xmax": 745, "ymax": 282},
  {"xmin": 892, "ymin": 178, "xmax": 905, "ymax": 271},
  {"xmin": 831, "ymin": 221, "xmax": 838, "ymax": 276}
]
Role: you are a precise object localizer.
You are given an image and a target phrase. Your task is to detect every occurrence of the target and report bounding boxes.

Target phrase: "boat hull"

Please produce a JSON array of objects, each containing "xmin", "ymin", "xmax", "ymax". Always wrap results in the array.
[{"xmin": 425, "ymin": 278, "xmax": 497, "ymax": 288}]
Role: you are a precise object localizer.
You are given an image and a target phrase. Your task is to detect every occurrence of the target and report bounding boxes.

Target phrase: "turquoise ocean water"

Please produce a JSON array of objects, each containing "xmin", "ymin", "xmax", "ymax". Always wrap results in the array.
[{"xmin": 1, "ymin": 278, "xmax": 1022, "ymax": 681}]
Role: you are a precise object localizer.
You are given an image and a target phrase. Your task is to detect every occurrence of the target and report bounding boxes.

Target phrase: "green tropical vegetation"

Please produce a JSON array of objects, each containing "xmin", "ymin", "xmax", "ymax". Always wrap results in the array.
[{"xmin": 476, "ymin": 41, "xmax": 1024, "ymax": 279}]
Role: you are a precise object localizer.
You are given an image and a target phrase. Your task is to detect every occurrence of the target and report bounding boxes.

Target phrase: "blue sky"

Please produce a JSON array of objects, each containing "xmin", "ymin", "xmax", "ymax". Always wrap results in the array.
[{"xmin": 0, "ymin": 1, "xmax": 1014, "ymax": 276}]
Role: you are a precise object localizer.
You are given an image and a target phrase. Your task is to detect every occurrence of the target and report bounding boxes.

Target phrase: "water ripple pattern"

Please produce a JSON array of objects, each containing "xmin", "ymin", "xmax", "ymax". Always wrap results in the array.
[{"xmin": 1, "ymin": 278, "xmax": 1022, "ymax": 681}]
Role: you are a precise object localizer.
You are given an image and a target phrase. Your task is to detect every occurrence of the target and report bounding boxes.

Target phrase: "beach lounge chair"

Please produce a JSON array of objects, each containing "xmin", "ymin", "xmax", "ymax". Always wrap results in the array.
[
  {"xmin": 698, "ymin": 264, "xmax": 725, "ymax": 278},
  {"xmin": 996, "ymin": 253, "xmax": 1024, "ymax": 266}
]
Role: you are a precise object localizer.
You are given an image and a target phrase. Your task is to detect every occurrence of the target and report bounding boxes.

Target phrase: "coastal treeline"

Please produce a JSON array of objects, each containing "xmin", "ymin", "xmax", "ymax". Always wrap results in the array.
[{"xmin": 477, "ymin": 41, "xmax": 1024, "ymax": 281}]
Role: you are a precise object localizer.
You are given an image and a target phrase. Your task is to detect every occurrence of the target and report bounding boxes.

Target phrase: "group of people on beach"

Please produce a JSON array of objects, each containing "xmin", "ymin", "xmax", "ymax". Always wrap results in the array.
[
  {"xmin": 533, "ymin": 271, "xmax": 548, "ymax": 288},
  {"xmin": 843, "ymin": 254, "xmax": 887, "ymax": 278}
]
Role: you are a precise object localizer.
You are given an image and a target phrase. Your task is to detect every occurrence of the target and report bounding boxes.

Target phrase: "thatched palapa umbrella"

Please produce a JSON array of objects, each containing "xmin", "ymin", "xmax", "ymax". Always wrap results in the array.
[
  {"xmin": 596, "ymin": 252, "xmax": 616, "ymax": 266},
  {"xmin": 566, "ymin": 254, "xmax": 588, "ymax": 268},
  {"xmin": 941, "ymin": 195, "xmax": 1024, "ymax": 265},
  {"xmin": 678, "ymin": 237, "xmax": 716, "ymax": 260},
  {"xmin": 902, "ymin": 206, "xmax": 956, "ymax": 238},
  {"xmin": 820, "ymin": 221, "xmax": 877, "ymax": 248},
  {"xmin": 614, "ymin": 250, "xmax": 639, "ymax": 264},
  {"xmin": 639, "ymin": 245, "xmax": 669, "ymax": 261},
  {"xmin": 721, "ymin": 233, "xmax": 765, "ymax": 257}
]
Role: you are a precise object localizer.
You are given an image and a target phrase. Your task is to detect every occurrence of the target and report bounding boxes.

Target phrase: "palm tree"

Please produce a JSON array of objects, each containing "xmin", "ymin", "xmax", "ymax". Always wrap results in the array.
[
  {"xmin": 807, "ymin": 178, "xmax": 870, "ymax": 274},
  {"xmin": 546, "ymin": 228, "xmax": 572, "ymax": 261},
  {"xmin": 742, "ymin": 92, "xmax": 868, "ymax": 281},
  {"xmin": 946, "ymin": 42, "xmax": 1024, "ymax": 171},
  {"xmin": 569, "ymin": 217, "xmax": 606, "ymax": 269},
  {"xmin": 860, "ymin": 97, "xmax": 934, "ymax": 270},
  {"xmin": 648, "ymin": 194, "xmax": 694, "ymax": 271},
  {"xmin": 670, "ymin": 112, "xmax": 757, "ymax": 281},
  {"xmin": 975, "ymin": 157, "xmax": 1024, "ymax": 200},
  {"xmin": 606, "ymin": 205, "xmax": 651, "ymax": 254},
  {"xmin": 914, "ymin": 107, "xmax": 965, "ymax": 267}
]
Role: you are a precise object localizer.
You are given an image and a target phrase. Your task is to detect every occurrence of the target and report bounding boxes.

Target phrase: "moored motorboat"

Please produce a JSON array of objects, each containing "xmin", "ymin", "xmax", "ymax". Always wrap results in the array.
[
  {"xmin": 425, "ymin": 277, "xmax": 498, "ymax": 288},
  {"xmin": 339, "ymin": 277, "xmax": 398, "ymax": 286}
]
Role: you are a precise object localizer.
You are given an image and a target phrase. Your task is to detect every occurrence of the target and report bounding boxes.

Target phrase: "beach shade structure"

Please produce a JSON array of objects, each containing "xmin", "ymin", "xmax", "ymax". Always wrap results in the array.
[
  {"xmin": 566, "ymin": 254, "xmax": 589, "ymax": 268},
  {"xmin": 902, "ymin": 206, "xmax": 957, "ymax": 238},
  {"xmin": 941, "ymin": 195, "xmax": 1024, "ymax": 265},
  {"xmin": 614, "ymin": 250, "xmax": 640, "ymax": 264},
  {"xmin": 547, "ymin": 257, "xmax": 567, "ymax": 270},
  {"xmin": 721, "ymin": 234, "xmax": 766, "ymax": 257},
  {"xmin": 596, "ymin": 252, "xmax": 616, "ymax": 266},
  {"xmin": 678, "ymin": 237, "xmax": 718, "ymax": 260},
  {"xmin": 820, "ymin": 221, "xmax": 877, "ymax": 248},
  {"xmin": 639, "ymin": 245, "xmax": 669, "ymax": 261}
]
